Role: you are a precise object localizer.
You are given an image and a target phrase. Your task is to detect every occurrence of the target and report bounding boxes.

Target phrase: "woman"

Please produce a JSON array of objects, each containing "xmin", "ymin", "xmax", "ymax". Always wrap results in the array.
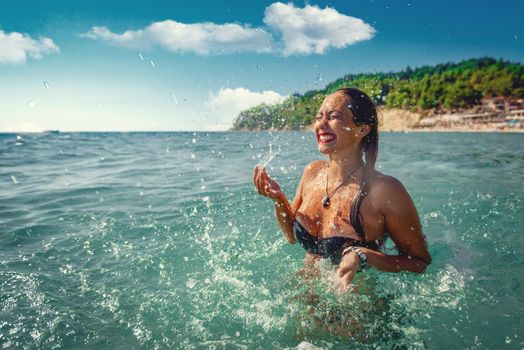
[{"xmin": 253, "ymin": 88, "xmax": 431, "ymax": 292}]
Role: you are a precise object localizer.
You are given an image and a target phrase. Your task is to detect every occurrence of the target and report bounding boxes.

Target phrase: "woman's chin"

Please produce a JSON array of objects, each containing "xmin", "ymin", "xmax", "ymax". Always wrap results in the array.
[{"xmin": 317, "ymin": 144, "xmax": 336, "ymax": 154}]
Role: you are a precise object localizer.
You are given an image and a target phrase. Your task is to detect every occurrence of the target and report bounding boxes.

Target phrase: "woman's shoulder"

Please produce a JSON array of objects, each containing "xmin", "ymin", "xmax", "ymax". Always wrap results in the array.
[
  {"xmin": 368, "ymin": 171, "xmax": 414, "ymax": 215},
  {"xmin": 302, "ymin": 160, "xmax": 326, "ymax": 177},
  {"xmin": 369, "ymin": 171, "xmax": 408, "ymax": 197}
]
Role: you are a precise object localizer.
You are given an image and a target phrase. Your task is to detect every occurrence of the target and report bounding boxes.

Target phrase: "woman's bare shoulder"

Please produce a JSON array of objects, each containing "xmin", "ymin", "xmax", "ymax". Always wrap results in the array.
[
  {"xmin": 371, "ymin": 172, "xmax": 406, "ymax": 193},
  {"xmin": 368, "ymin": 171, "xmax": 411, "ymax": 203},
  {"xmin": 302, "ymin": 160, "xmax": 325, "ymax": 178},
  {"xmin": 369, "ymin": 172, "xmax": 416, "ymax": 215}
]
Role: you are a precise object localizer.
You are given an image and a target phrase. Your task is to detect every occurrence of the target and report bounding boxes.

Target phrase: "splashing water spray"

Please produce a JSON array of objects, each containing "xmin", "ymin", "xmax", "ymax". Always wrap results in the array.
[{"xmin": 259, "ymin": 142, "xmax": 281, "ymax": 169}]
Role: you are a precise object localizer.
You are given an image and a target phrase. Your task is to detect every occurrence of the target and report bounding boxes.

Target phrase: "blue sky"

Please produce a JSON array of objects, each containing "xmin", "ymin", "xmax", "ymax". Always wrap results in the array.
[{"xmin": 1, "ymin": 0, "xmax": 523, "ymax": 131}]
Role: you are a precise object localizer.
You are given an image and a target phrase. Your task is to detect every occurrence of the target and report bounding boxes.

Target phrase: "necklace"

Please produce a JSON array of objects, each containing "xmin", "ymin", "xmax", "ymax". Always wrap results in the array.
[{"xmin": 321, "ymin": 162, "xmax": 364, "ymax": 209}]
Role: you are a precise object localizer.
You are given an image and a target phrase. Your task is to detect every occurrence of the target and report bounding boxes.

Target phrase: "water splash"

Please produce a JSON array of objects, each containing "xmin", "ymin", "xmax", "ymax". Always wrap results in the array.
[{"xmin": 258, "ymin": 143, "xmax": 281, "ymax": 168}]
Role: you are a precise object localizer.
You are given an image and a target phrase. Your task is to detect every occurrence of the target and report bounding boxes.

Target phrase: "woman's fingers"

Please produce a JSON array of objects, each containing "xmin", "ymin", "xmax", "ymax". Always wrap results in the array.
[
  {"xmin": 254, "ymin": 166, "xmax": 282, "ymax": 200},
  {"xmin": 254, "ymin": 166, "xmax": 264, "ymax": 195},
  {"xmin": 338, "ymin": 270, "xmax": 356, "ymax": 293},
  {"xmin": 253, "ymin": 166, "xmax": 258, "ymax": 188},
  {"xmin": 262, "ymin": 170, "xmax": 278, "ymax": 197},
  {"xmin": 254, "ymin": 166, "xmax": 270, "ymax": 196},
  {"xmin": 257, "ymin": 170, "xmax": 265, "ymax": 195}
]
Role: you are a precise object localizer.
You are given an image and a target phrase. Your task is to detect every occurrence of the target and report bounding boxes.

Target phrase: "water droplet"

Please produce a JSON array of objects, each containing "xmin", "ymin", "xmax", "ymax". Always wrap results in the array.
[
  {"xmin": 138, "ymin": 53, "xmax": 144, "ymax": 60},
  {"xmin": 28, "ymin": 100, "xmax": 35, "ymax": 108},
  {"xmin": 43, "ymin": 81, "xmax": 50, "ymax": 89},
  {"xmin": 202, "ymin": 196, "xmax": 210, "ymax": 202},
  {"xmin": 171, "ymin": 93, "xmax": 178, "ymax": 104},
  {"xmin": 150, "ymin": 60, "xmax": 155, "ymax": 68},
  {"xmin": 256, "ymin": 64, "xmax": 261, "ymax": 69},
  {"xmin": 10, "ymin": 175, "xmax": 18, "ymax": 184},
  {"xmin": 235, "ymin": 331, "xmax": 240, "ymax": 337},
  {"xmin": 186, "ymin": 278, "xmax": 196, "ymax": 289},
  {"xmin": 191, "ymin": 153, "xmax": 196, "ymax": 159},
  {"xmin": 192, "ymin": 138, "xmax": 197, "ymax": 144}
]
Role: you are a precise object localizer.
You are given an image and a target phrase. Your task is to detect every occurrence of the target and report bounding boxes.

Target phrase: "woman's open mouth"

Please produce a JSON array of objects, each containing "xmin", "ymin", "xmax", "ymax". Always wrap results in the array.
[{"xmin": 317, "ymin": 132, "xmax": 336, "ymax": 144}]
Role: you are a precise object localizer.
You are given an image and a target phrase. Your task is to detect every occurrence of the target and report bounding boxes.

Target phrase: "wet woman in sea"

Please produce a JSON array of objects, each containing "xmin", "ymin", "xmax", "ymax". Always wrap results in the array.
[{"xmin": 253, "ymin": 88, "xmax": 431, "ymax": 292}]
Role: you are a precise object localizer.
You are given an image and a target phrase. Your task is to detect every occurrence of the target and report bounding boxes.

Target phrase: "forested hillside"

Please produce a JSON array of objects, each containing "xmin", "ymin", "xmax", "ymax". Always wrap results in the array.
[{"xmin": 232, "ymin": 58, "xmax": 524, "ymax": 130}]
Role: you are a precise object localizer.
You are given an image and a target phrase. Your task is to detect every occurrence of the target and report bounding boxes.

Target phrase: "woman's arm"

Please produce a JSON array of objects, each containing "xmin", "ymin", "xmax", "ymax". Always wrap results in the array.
[
  {"xmin": 359, "ymin": 248, "xmax": 429, "ymax": 273},
  {"xmin": 273, "ymin": 193, "xmax": 296, "ymax": 243},
  {"xmin": 337, "ymin": 176, "xmax": 430, "ymax": 291},
  {"xmin": 364, "ymin": 175, "xmax": 431, "ymax": 273}
]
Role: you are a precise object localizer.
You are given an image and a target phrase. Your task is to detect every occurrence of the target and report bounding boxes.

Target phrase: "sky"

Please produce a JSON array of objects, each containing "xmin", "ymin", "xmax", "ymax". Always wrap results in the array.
[{"xmin": 1, "ymin": 0, "xmax": 523, "ymax": 132}]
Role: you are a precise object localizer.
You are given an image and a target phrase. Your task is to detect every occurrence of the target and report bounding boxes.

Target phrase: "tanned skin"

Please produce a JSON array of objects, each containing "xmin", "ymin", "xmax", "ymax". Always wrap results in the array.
[{"xmin": 254, "ymin": 91, "xmax": 431, "ymax": 292}]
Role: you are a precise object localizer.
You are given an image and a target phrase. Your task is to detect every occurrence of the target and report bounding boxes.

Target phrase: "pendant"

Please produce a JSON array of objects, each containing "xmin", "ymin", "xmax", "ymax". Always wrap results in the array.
[{"xmin": 321, "ymin": 196, "xmax": 330, "ymax": 209}]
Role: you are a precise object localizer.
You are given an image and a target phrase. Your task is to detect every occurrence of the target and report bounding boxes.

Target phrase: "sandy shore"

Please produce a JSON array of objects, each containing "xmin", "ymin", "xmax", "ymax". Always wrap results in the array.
[
  {"xmin": 240, "ymin": 107, "xmax": 524, "ymax": 133},
  {"xmin": 376, "ymin": 107, "xmax": 524, "ymax": 133}
]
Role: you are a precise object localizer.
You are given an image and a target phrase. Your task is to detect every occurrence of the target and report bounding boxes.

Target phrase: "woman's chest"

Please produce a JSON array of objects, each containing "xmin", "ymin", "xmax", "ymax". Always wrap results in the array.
[{"xmin": 296, "ymin": 180, "xmax": 385, "ymax": 241}]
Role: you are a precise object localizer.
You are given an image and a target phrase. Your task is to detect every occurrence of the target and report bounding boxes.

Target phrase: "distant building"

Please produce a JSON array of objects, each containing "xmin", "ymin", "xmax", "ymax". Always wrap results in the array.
[
  {"xmin": 506, "ymin": 109, "xmax": 524, "ymax": 121},
  {"xmin": 481, "ymin": 96, "xmax": 524, "ymax": 114}
]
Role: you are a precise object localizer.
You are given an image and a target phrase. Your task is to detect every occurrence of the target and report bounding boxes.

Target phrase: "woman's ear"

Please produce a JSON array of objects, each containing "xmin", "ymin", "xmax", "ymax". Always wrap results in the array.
[{"xmin": 358, "ymin": 124, "xmax": 371, "ymax": 138}]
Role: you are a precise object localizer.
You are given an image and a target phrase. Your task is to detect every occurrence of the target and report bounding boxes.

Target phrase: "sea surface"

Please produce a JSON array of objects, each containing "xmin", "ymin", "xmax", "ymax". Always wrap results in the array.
[{"xmin": 0, "ymin": 131, "xmax": 523, "ymax": 349}]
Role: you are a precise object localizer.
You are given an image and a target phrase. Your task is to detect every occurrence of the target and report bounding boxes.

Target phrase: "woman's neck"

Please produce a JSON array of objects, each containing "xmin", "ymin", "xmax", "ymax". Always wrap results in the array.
[{"xmin": 326, "ymin": 152, "xmax": 364, "ymax": 180}]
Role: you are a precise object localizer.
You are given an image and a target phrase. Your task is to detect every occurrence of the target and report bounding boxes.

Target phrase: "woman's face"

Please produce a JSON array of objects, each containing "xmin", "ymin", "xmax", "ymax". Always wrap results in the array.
[{"xmin": 313, "ymin": 92, "xmax": 363, "ymax": 155}]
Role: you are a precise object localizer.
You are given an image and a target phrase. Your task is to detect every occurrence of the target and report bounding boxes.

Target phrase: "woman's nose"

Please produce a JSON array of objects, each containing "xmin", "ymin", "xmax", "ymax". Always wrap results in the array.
[{"xmin": 316, "ymin": 116, "xmax": 328, "ymax": 128}]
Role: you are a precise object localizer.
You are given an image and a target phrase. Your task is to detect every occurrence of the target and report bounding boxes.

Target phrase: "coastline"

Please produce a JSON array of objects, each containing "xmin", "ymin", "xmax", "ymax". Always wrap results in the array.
[{"xmin": 244, "ymin": 107, "xmax": 524, "ymax": 133}]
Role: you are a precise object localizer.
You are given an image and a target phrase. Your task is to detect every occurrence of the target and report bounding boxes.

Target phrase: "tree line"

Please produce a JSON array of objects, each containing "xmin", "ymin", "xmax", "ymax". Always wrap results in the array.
[{"xmin": 232, "ymin": 57, "xmax": 524, "ymax": 130}]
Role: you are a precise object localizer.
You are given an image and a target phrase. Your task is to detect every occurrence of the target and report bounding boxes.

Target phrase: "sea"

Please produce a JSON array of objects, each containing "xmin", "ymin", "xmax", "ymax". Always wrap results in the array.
[{"xmin": 0, "ymin": 131, "xmax": 523, "ymax": 349}]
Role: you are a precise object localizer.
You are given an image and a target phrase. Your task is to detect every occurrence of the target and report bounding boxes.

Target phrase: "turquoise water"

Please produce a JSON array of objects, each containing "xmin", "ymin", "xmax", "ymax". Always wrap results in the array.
[{"xmin": 1, "ymin": 131, "xmax": 523, "ymax": 349}]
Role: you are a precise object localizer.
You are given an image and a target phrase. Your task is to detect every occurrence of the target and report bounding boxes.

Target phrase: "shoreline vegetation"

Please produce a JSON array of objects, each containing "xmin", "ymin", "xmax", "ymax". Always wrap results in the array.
[{"xmin": 232, "ymin": 57, "xmax": 524, "ymax": 133}]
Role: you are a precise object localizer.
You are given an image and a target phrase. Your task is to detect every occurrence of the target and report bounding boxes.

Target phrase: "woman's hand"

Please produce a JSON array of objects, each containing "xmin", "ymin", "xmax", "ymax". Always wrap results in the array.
[
  {"xmin": 253, "ymin": 165, "xmax": 284, "ymax": 202},
  {"xmin": 336, "ymin": 251, "xmax": 361, "ymax": 293}
]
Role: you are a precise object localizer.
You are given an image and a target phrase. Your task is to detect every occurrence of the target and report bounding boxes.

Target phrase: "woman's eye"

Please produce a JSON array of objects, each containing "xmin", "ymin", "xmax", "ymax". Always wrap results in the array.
[
  {"xmin": 315, "ymin": 115, "xmax": 323, "ymax": 121},
  {"xmin": 328, "ymin": 114, "xmax": 341, "ymax": 120}
]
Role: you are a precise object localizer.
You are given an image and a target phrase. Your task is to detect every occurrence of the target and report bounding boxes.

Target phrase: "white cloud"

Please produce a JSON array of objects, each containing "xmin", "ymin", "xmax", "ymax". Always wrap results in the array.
[
  {"xmin": 263, "ymin": 2, "xmax": 375, "ymax": 56},
  {"xmin": 79, "ymin": 20, "xmax": 273, "ymax": 55},
  {"xmin": 207, "ymin": 87, "xmax": 286, "ymax": 130},
  {"xmin": 80, "ymin": 3, "xmax": 374, "ymax": 56},
  {"xmin": 0, "ymin": 31, "xmax": 59, "ymax": 64}
]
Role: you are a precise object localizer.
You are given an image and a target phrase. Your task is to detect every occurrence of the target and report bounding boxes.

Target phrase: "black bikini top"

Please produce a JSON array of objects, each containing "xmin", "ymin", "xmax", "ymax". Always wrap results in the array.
[{"xmin": 293, "ymin": 220, "xmax": 381, "ymax": 264}]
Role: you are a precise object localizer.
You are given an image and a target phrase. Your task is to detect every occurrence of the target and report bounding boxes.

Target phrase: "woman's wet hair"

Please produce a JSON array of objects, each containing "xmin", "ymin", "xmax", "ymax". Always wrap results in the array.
[{"xmin": 336, "ymin": 88, "xmax": 379, "ymax": 240}]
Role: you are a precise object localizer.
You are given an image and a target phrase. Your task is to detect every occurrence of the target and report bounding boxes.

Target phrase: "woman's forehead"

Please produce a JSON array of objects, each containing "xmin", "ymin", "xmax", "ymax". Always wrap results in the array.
[{"xmin": 320, "ymin": 92, "xmax": 351, "ymax": 110}]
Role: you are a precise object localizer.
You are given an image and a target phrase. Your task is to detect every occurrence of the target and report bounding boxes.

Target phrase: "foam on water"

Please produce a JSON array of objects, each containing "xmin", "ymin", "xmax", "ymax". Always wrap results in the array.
[{"xmin": 0, "ymin": 131, "xmax": 523, "ymax": 348}]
